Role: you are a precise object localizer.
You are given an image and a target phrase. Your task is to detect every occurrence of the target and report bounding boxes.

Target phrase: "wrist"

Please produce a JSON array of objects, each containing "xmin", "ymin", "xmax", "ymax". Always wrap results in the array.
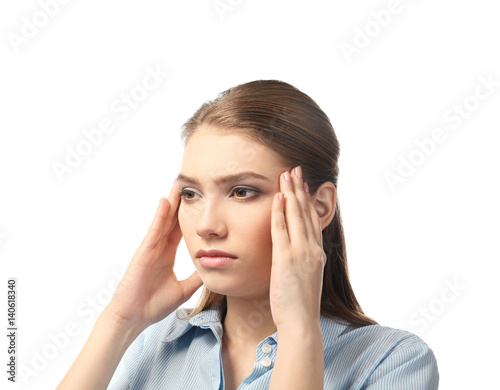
[
  {"xmin": 270, "ymin": 319, "xmax": 324, "ymax": 390},
  {"xmin": 277, "ymin": 319, "xmax": 322, "ymax": 340},
  {"xmin": 98, "ymin": 308, "xmax": 145, "ymax": 344}
]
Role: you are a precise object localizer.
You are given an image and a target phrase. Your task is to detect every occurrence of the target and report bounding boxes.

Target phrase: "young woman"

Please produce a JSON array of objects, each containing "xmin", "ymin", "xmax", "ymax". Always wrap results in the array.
[{"xmin": 57, "ymin": 80, "xmax": 439, "ymax": 389}]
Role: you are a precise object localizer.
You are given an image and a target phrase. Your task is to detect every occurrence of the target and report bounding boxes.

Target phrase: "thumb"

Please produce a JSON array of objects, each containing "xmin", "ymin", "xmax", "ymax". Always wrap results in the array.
[{"xmin": 180, "ymin": 271, "xmax": 204, "ymax": 300}]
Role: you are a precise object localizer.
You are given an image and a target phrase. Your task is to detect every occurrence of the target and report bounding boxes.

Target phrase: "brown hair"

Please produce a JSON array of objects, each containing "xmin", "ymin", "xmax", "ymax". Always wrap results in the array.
[{"xmin": 179, "ymin": 79, "xmax": 377, "ymax": 328}]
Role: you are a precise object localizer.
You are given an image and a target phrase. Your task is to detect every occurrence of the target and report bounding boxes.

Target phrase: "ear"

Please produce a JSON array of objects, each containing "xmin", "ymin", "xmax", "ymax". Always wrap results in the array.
[{"xmin": 311, "ymin": 182, "xmax": 336, "ymax": 231}]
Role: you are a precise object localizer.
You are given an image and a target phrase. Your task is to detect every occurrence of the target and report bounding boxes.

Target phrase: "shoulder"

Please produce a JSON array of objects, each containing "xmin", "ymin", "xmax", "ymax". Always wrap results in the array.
[
  {"xmin": 320, "ymin": 318, "xmax": 439, "ymax": 389},
  {"xmin": 146, "ymin": 307, "xmax": 193, "ymax": 341},
  {"xmin": 320, "ymin": 315, "xmax": 434, "ymax": 354},
  {"xmin": 339, "ymin": 322, "xmax": 432, "ymax": 351},
  {"xmin": 107, "ymin": 308, "xmax": 195, "ymax": 389}
]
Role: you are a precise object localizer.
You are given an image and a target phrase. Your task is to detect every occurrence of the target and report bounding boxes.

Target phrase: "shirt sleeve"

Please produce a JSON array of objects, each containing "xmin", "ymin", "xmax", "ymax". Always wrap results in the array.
[
  {"xmin": 106, "ymin": 330, "xmax": 146, "ymax": 390},
  {"xmin": 362, "ymin": 334, "xmax": 439, "ymax": 390}
]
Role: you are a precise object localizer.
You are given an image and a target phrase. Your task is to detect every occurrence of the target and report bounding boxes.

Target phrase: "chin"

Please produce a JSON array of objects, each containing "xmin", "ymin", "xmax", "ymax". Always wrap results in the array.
[
  {"xmin": 201, "ymin": 274, "xmax": 270, "ymax": 299},
  {"xmin": 201, "ymin": 277, "xmax": 237, "ymax": 296}
]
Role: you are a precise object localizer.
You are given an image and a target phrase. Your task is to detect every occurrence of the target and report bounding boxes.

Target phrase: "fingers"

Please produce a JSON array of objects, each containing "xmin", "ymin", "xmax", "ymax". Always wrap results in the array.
[
  {"xmin": 271, "ymin": 191, "xmax": 290, "ymax": 254},
  {"xmin": 305, "ymin": 183, "xmax": 322, "ymax": 246},
  {"xmin": 280, "ymin": 166, "xmax": 316, "ymax": 245},
  {"xmin": 139, "ymin": 198, "xmax": 167, "ymax": 250},
  {"xmin": 166, "ymin": 214, "xmax": 183, "ymax": 247},
  {"xmin": 143, "ymin": 178, "xmax": 181, "ymax": 250},
  {"xmin": 164, "ymin": 178, "xmax": 182, "ymax": 237}
]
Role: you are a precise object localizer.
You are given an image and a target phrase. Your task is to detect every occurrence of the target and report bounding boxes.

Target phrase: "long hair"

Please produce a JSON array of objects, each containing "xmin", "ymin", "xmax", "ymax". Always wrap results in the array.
[{"xmin": 179, "ymin": 79, "xmax": 377, "ymax": 328}]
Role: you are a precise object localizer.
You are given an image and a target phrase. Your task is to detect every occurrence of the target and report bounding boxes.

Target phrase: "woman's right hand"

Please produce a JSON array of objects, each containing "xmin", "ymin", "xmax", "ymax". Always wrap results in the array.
[
  {"xmin": 56, "ymin": 179, "xmax": 201, "ymax": 390},
  {"xmin": 104, "ymin": 178, "xmax": 203, "ymax": 332}
]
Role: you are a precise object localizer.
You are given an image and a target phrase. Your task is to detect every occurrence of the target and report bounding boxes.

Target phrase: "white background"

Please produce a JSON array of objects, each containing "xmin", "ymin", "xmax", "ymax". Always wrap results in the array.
[{"xmin": 1, "ymin": 0, "xmax": 499, "ymax": 388}]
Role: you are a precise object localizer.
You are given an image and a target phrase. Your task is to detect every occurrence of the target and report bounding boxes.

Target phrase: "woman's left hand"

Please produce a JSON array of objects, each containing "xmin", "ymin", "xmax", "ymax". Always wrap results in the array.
[{"xmin": 269, "ymin": 166, "xmax": 327, "ymax": 330}]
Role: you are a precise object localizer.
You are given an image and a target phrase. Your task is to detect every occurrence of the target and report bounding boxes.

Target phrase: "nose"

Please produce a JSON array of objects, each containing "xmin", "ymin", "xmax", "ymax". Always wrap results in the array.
[{"xmin": 195, "ymin": 199, "xmax": 228, "ymax": 239}]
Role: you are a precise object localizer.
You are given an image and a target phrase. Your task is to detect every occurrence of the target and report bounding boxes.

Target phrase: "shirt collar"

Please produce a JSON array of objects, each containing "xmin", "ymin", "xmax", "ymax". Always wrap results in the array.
[
  {"xmin": 161, "ymin": 305, "xmax": 222, "ymax": 343},
  {"xmin": 162, "ymin": 302, "xmax": 351, "ymax": 348}
]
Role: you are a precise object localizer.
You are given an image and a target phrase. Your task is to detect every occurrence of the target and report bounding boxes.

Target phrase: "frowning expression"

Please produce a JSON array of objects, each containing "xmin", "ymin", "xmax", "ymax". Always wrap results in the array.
[{"xmin": 177, "ymin": 125, "xmax": 290, "ymax": 299}]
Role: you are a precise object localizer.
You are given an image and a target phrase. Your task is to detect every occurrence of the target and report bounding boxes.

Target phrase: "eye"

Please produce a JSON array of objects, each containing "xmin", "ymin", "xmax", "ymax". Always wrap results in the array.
[
  {"xmin": 178, "ymin": 189, "xmax": 196, "ymax": 202},
  {"xmin": 178, "ymin": 187, "xmax": 260, "ymax": 203},
  {"xmin": 233, "ymin": 187, "xmax": 258, "ymax": 200}
]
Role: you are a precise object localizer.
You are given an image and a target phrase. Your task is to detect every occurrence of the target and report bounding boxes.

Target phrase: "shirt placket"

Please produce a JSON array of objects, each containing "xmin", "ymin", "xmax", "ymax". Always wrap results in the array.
[
  {"xmin": 236, "ymin": 336, "xmax": 278, "ymax": 389},
  {"xmin": 201, "ymin": 323, "xmax": 225, "ymax": 390}
]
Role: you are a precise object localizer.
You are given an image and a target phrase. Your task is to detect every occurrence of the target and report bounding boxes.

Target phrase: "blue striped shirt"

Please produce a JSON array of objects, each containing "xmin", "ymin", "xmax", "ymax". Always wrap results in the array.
[{"xmin": 107, "ymin": 305, "xmax": 439, "ymax": 389}]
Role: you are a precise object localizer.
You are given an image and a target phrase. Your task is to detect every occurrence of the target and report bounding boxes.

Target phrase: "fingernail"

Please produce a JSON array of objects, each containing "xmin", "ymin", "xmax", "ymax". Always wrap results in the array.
[
  {"xmin": 303, "ymin": 182, "xmax": 309, "ymax": 193},
  {"xmin": 284, "ymin": 171, "xmax": 291, "ymax": 182},
  {"xmin": 295, "ymin": 166, "xmax": 302, "ymax": 179}
]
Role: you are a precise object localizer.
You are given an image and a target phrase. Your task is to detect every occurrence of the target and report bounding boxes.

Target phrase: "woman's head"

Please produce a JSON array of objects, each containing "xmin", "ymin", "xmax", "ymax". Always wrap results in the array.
[{"xmin": 178, "ymin": 79, "xmax": 377, "ymax": 327}]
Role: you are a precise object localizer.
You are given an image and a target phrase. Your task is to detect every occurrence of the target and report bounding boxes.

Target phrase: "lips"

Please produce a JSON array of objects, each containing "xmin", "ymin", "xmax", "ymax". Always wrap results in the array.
[{"xmin": 196, "ymin": 249, "xmax": 237, "ymax": 258}]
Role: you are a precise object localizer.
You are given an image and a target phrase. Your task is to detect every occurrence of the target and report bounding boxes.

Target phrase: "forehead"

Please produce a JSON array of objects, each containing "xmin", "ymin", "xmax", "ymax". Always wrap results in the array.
[{"xmin": 179, "ymin": 125, "xmax": 287, "ymax": 184}]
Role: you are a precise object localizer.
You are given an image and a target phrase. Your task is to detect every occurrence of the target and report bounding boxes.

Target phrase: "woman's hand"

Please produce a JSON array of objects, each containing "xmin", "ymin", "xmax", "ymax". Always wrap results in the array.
[
  {"xmin": 269, "ymin": 166, "xmax": 326, "ymax": 330},
  {"xmin": 56, "ymin": 179, "xmax": 203, "ymax": 390},
  {"xmin": 268, "ymin": 166, "xmax": 325, "ymax": 390},
  {"xmin": 105, "ymin": 178, "xmax": 203, "ymax": 332}
]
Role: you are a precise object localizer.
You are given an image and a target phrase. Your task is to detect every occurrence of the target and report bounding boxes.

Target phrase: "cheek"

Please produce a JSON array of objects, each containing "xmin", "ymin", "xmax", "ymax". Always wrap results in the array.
[
  {"xmin": 178, "ymin": 203, "xmax": 197, "ymax": 228},
  {"xmin": 177, "ymin": 208, "xmax": 185, "ymax": 234},
  {"xmin": 238, "ymin": 208, "xmax": 273, "ymax": 255},
  {"xmin": 177, "ymin": 207, "xmax": 194, "ymax": 243}
]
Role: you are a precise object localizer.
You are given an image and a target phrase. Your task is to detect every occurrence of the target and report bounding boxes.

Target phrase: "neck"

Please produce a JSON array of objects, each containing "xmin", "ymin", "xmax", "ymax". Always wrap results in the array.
[{"xmin": 222, "ymin": 294, "xmax": 277, "ymax": 347}]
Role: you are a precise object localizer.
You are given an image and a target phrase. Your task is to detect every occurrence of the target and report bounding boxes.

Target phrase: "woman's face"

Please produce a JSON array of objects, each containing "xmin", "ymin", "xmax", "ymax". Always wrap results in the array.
[{"xmin": 177, "ymin": 125, "xmax": 290, "ymax": 300}]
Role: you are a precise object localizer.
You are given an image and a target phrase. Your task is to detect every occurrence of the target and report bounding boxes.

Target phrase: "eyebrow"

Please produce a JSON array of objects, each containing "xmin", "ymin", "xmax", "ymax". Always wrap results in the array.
[{"xmin": 176, "ymin": 171, "xmax": 272, "ymax": 186}]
